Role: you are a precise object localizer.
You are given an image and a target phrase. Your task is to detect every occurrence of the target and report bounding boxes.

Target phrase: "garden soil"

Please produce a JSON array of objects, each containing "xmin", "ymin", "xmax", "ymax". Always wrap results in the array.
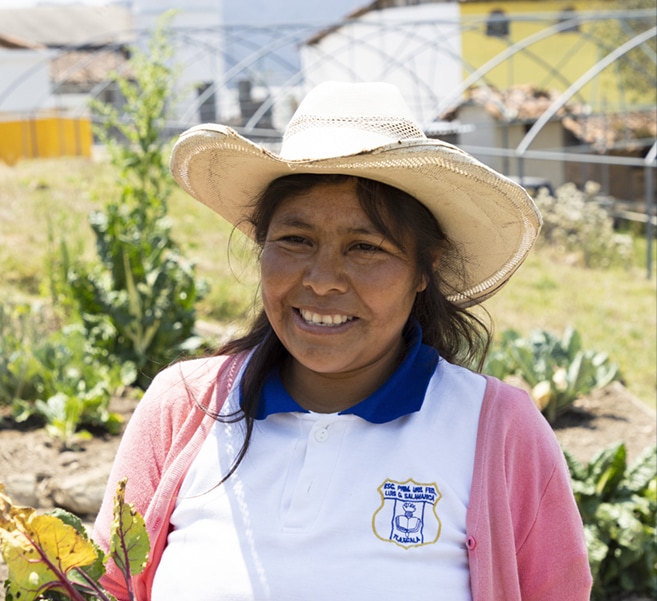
[{"xmin": 0, "ymin": 381, "xmax": 655, "ymax": 600}]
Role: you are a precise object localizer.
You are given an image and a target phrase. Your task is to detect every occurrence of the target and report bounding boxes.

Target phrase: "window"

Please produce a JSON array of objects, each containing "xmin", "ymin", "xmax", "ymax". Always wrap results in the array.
[
  {"xmin": 486, "ymin": 9, "xmax": 509, "ymax": 38},
  {"xmin": 196, "ymin": 82, "xmax": 217, "ymax": 123}
]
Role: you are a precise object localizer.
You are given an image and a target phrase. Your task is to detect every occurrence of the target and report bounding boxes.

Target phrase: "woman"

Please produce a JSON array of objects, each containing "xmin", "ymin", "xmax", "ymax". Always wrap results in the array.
[{"xmin": 93, "ymin": 81, "xmax": 592, "ymax": 600}]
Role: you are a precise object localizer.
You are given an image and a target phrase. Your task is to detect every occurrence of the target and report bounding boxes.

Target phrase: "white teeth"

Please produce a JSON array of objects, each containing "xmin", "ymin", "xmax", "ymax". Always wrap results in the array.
[{"xmin": 299, "ymin": 309, "xmax": 353, "ymax": 326}]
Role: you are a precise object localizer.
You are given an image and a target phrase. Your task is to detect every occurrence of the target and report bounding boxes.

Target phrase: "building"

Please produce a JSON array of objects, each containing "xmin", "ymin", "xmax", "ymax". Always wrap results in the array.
[{"xmin": 0, "ymin": 2, "xmax": 221, "ymax": 163}]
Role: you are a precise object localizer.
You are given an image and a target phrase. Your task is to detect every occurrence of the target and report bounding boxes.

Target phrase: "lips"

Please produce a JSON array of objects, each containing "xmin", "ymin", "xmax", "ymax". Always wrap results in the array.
[{"xmin": 298, "ymin": 308, "xmax": 355, "ymax": 327}]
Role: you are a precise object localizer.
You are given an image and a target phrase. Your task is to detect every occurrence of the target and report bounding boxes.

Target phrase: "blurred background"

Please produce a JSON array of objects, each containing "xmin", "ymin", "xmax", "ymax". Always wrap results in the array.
[{"xmin": 0, "ymin": 0, "xmax": 655, "ymax": 211}]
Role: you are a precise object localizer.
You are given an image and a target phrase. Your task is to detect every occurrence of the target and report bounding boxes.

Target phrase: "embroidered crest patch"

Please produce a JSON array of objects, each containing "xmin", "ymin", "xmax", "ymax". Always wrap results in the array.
[{"xmin": 372, "ymin": 479, "xmax": 442, "ymax": 549}]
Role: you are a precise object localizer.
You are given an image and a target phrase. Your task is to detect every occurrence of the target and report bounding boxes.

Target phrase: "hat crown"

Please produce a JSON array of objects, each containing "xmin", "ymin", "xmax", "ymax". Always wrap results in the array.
[{"xmin": 280, "ymin": 81, "xmax": 427, "ymax": 161}]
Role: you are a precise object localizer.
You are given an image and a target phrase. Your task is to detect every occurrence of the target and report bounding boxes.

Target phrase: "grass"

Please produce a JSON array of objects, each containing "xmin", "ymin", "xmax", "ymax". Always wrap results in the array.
[{"xmin": 1, "ymin": 157, "xmax": 655, "ymax": 407}]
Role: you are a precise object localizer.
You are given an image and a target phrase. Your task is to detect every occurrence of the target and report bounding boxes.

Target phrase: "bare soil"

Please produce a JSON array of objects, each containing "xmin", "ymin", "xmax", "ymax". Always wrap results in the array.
[{"xmin": 0, "ymin": 382, "xmax": 655, "ymax": 599}]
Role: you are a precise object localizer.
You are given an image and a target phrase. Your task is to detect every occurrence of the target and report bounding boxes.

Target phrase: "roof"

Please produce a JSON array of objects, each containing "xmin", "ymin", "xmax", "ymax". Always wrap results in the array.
[
  {"xmin": 0, "ymin": 5, "xmax": 134, "ymax": 48},
  {"xmin": 443, "ymin": 84, "xmax": 657, "ymax": 152},
  {"xmin": 305, "ymin": 0, "xmax": 618, "ymax": 45},
  {"xmin": 0, "ymin": 32, "xmax": 45, "ymax": 50},
  {"xmin": 562, "ymin": 110, "xmax": 657, "ymax": 153},
  {"xmin": 441, "ymin": 84, "xmax": 573, "ymax": 122},
  {"xmin": 306, "ymin": 0, "xmax": 448, "ymax": 46},
  {"xmin": 50, "ymin": 49, "xmax": 132, "ymax": 85}
]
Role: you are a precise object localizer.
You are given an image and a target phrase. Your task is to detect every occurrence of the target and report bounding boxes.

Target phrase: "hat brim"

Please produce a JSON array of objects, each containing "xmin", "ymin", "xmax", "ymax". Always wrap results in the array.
[{"xmin": 170, "ymin": 123, "xmax": 541, "ymax": 307}]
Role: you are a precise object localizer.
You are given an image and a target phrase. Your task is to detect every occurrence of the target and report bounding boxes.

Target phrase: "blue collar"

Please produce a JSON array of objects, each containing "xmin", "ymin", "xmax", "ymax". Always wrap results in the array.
[{"xmin": 253, "ymin": 322, "xmax": 439, "ymax": 424}]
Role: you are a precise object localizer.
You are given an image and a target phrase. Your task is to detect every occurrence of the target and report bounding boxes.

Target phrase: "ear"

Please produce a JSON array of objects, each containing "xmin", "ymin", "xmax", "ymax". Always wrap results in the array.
[
  {"xmin": 416, "ymin": 274, "xmax": 428, "ymax": 293},
  {"xmin": 417, "ymin": 248, "xmax": 443, "ymax": 293}
]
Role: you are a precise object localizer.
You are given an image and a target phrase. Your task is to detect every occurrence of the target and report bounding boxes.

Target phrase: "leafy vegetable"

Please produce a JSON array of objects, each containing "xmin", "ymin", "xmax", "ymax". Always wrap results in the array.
[
  {"xmin": 484, "ymin": 327, "xmax": 620, "ymax": 422},
  {"xmin": 566, "ymin": 443, "xmax": 657, "ymax": 600},
  {"xmin": 1, "ymin": 478, "xmax": 150, "ymax": 601},
  {"xmin": 109, "ymin": 479, "xmax": 150, "ymax": 597},
  {"xmin": 0, "ymin": 308, "xmax": 132, "ymax": 448}
]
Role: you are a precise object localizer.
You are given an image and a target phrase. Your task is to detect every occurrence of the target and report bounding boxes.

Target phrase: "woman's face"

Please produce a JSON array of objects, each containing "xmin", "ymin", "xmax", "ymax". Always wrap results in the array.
[{"xmin": 260, "ymin": 179, "xmax": 426, "ymax": 406}]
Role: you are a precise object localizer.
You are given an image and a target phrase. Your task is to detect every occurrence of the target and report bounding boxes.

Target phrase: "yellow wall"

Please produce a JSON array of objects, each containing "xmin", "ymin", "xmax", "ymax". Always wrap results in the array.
[
  {"xmin": 459, "ymin": 1, "xmax": 644, "ymax": 111},
  {"xmin": 0, "ymin": 115, "xmax": 92, "ymax": 166}
]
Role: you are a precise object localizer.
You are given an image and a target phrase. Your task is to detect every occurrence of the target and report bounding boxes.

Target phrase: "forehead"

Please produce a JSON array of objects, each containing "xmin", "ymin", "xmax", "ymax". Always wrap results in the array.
[
  {"xmin": 272, "ymin": 181, "xmax": 366, "ymax": 220},
  {"xmin": 271, "ymin": 179, "xmax": 406, "ymax": 236}
]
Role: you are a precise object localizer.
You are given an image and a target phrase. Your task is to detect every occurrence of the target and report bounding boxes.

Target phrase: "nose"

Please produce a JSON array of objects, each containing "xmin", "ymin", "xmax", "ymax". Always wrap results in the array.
[{"xmin": 302, "ymin": 247, "xmax": 347, "ymax": 295}]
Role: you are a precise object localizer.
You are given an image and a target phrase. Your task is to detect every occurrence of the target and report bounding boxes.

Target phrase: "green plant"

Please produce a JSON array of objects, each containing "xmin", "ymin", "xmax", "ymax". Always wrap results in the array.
[
  {"xmin": 1, "ymin": 478, "xmax": 149, "ymax": 601},
  {"xmin": 0, "ymin": 304, "xmax": 132, "ymax": 447},
  {"xmin": 484, "ymin": 327, "xmax": 620, "ymax": 422},
  {"xmin": 534, "ymin": 181, "xmax": 635, "ymax": 269},
  {"xmin": 0, "ymin": 304, "xmax": 48, "ymax": 409},
  {"xmin": 65, "ymin": 16, "xmax": 207, "ymax": 388},
  {"xmin": 565, "ymin": 443, "xmax": 657, "ymax": 601},
  {"xmin": 30, "ymin": 326, "xmax": 134, "ymax": 446}
]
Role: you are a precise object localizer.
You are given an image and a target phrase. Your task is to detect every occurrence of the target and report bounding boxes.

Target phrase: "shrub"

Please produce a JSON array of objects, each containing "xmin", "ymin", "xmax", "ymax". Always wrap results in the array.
[
  {"xmin": 484, "ymin": 327, "xmax": 620, "ymax": 423},
  {"xmin": 565, "ymin": 443, "xmax": 657, "ymax": 601},
  {"xmin": 534, "ymin": 181, "xmax": 634, "ymax": 269}
]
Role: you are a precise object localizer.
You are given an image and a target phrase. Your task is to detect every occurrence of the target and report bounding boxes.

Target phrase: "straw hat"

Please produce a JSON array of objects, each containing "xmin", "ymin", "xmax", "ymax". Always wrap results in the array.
[{"xmin": 170, "ymin": 81, "xmax": 541, "ymax": 306}]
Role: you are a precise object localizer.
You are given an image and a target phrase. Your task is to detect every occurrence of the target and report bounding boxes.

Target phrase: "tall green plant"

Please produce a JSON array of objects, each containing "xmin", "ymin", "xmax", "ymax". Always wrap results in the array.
[{"xmin": 66, "ymin": 16, "xmax": 206, "ymax": 388}]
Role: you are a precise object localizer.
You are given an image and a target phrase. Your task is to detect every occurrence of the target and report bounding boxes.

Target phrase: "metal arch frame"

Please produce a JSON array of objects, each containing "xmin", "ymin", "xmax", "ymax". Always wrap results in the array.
[
  {"xmin": 516, "ymin": 26, "xmax": 657, "ymax": 155},
  {"xmin": 456, "ymin": 13, "xmax": 594, "ymax": 107},
  {"xmin": 173, "ymin": 24, "xmax": 319, "ymax": 126},
  {"xmin": 427, "ymin": 8, "xmax": 656, "ymax": 124},
  {"xmin": 6, "ymin": 10, "xmax": 651, "ymax": 132},
  {"xmin": 287, "ymin": 17, "xmax": 466, "ymax": 121},
  {"xmin": 509, "ymin": 26, "xmax": 657, "ymax": 277},
  {"xmin": 240, "ymin": 17, "xmax": 466, "ymax": 134}
]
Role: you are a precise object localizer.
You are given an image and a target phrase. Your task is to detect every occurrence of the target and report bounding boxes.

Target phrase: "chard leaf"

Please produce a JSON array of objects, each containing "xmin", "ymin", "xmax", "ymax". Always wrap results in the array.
[
  {"xmin": 109, "ymin": 478, "xmax": 149, "ymax": 592},
  {"xmin": 625, "ymin": 445, "xmax": 657, "ymax": 494},
  {"xmin": 0, "ymin": 486, "xmax": 98, "ymax": 601},
  {"xmin": 589, "ymin": 443, "xmax": 627, "ymax": 498}
]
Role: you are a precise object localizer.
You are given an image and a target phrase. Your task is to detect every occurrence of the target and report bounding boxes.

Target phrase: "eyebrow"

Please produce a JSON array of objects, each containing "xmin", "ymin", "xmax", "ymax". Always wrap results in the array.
[{"xmin": 271, "ymin": 214, "xmax": 383, "ymax": 237}]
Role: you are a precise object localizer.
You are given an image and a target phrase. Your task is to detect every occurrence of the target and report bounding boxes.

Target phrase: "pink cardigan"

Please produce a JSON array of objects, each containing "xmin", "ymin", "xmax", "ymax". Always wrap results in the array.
[{"xmin": 93, "ymin": 353, "xmax": 592, "ymax": 601}]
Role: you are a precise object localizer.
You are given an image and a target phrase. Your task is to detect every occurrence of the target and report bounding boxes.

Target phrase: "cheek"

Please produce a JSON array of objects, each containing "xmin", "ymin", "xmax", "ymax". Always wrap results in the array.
[
  {"xmin": 361, "ymin": 267, "xmax": 421, "ymax": 313},
  {"xmin": 260, "ymin": 249, "xmax": 295, "ymax": 306}
]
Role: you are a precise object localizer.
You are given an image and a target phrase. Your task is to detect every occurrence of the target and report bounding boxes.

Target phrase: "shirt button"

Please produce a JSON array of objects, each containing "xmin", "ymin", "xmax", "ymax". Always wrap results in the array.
[
  {"xmin": 314, "ymin": 427, "xmax": 329, "ymax": 442},
  {"xmin": 466, "ymin": 536, "xmax": 477, "ymax": 550}
]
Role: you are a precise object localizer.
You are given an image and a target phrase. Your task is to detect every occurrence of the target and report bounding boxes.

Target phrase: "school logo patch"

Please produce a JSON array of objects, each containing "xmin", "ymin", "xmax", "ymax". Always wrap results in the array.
[{"xmin": 372, "ymin": 479, "xmax": 442, "ymax": 549}]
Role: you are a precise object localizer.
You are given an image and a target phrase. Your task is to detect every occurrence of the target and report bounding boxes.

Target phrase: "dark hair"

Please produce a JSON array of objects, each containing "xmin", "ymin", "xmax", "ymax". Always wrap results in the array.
[{"xmin": 206, "ymin": 174, "xmax": 491, "ymax": 481}]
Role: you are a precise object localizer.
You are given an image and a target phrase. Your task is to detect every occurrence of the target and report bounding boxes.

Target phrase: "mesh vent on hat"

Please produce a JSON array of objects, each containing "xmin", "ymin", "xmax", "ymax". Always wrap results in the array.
[{"xmin": 284, "ymin": 115, "xmax": 426, "ymax": 143}]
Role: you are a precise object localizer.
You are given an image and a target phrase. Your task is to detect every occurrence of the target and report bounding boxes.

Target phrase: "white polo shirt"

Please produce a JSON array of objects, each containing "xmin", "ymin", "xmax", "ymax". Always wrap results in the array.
[{"xmin": 152, "ymin": 326, "xmax": 485, "ymax": 601}]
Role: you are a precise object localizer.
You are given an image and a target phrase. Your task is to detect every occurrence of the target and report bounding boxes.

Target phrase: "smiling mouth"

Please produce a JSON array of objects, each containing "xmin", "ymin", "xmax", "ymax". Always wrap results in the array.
[{"xmin": 298, "ymin": 308, "xmax": 355, "ymax": 327}]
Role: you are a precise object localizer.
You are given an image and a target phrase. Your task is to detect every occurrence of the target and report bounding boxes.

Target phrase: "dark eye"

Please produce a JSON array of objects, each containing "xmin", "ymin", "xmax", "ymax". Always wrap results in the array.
[
  {"xmin": 352, "ymin": 242, "xmax": 382, "ymax": 253},
  {"xmin": 281, "ymin": 235, "xmax": 309, "ymax": 245}
]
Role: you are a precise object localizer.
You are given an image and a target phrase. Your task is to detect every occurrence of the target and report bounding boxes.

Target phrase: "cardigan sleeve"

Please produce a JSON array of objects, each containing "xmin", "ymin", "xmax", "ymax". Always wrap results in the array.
[
  {"xmin": 92, "ymin": 360, "xmax": 198, "ymax": 600},
  {"xmin": 92, "ymin": 354, "xmax": 245, "ymax": 601},
  {"xmin": 467, "ymin": 377, "xmax": 592, "ymax": 601}
]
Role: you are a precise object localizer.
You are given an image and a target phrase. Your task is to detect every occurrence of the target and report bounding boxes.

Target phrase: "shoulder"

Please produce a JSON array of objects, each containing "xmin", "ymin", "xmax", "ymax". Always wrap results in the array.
[
  {"xmin": 151, "ymin": 354, "xmax": 236, "ymax": 390},
  {"xmin": 480, "ymin": 376, "xmax": 546, "ymax": 428},
  {"xmin": 477, "ymin": 375, "xmax": 564, "ymax": 469},
  {"xmin": 136, "ymin": 352, "xmax": 249, "ymax": 420},
  {"xmin": 430, "ymin": 359, "xmax": 487, "ymax": 399}
]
